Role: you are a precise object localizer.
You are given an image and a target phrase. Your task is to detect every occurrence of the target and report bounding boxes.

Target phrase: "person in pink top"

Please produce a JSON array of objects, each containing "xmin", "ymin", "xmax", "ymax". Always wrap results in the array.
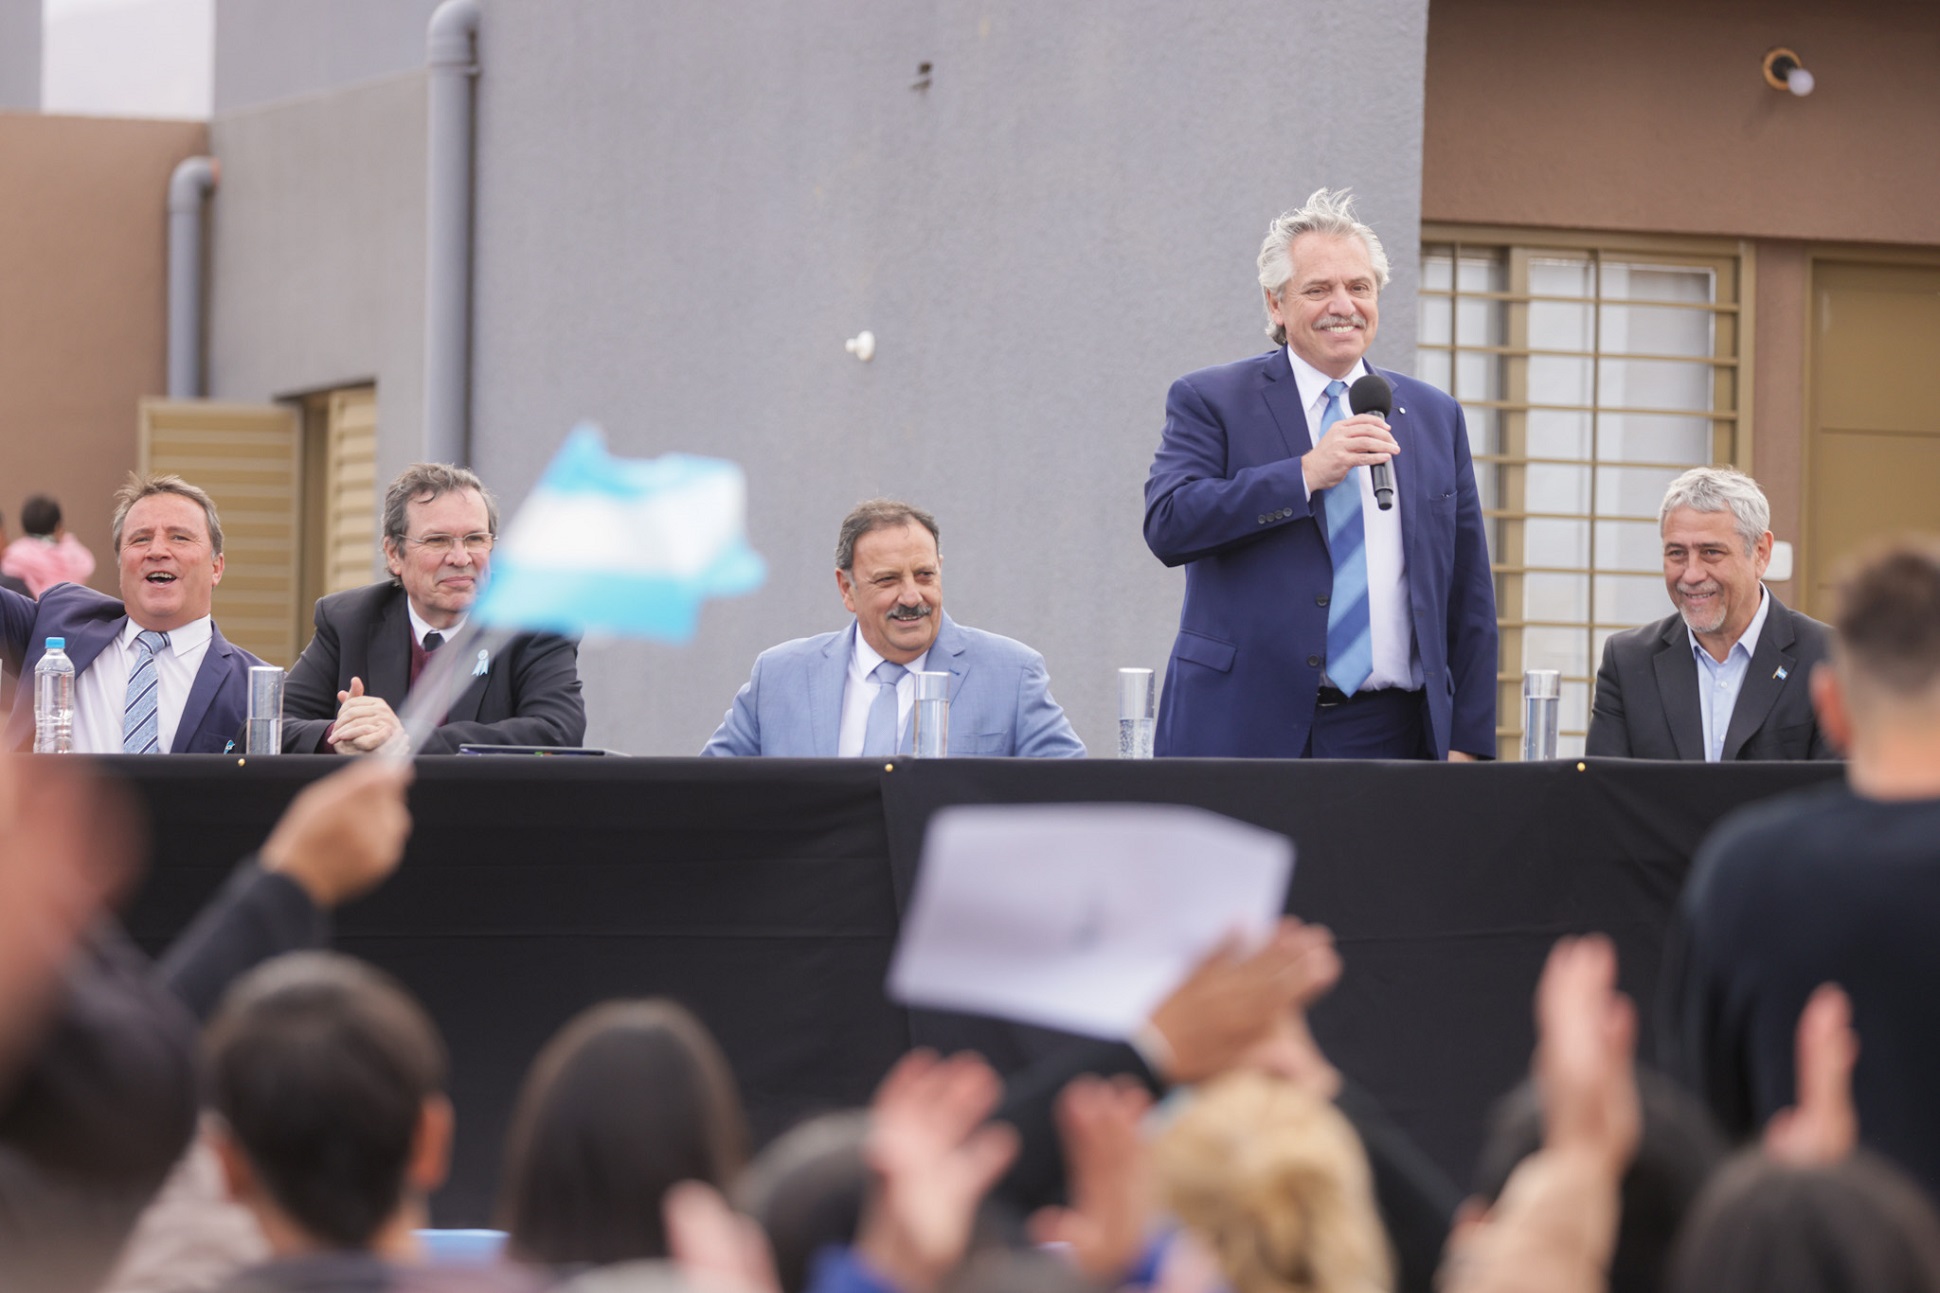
[{"xmin": 2, "ymin": 494, "xmax": 97, "ymax": 595}]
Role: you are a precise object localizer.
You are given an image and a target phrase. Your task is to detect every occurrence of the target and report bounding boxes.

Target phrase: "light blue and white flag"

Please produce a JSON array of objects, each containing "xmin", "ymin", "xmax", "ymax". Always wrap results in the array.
[{"xmin": 471, "ymin": 425, "xmax": 766, "ymax": 641}]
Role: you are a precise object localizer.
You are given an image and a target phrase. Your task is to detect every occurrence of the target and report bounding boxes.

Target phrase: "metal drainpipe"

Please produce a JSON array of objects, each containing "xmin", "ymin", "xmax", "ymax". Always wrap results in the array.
[
  {"xmin": 424, "ymin": 0, "xmax": 481, "ymax": 466},
  {"xmin": 166, "ymin": 156, "xmax": 219, "ymax": 399}
]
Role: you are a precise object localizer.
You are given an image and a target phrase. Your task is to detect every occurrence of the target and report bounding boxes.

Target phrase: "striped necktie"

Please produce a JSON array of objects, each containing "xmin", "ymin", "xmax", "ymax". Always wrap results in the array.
[
  {"xmin": 1319, "ymin": 380, "xmax": 1374, "ymax": 696},
  {"xmin": 122, "ymin": 629, "xmax": 172, "ymax": 754}
]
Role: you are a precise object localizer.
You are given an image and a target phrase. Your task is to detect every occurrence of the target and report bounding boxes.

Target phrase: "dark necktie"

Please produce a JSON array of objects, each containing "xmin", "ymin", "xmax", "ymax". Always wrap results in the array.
[{"xmin": 423, "ymin": 631, "xmax": 445, "ymax": 653}]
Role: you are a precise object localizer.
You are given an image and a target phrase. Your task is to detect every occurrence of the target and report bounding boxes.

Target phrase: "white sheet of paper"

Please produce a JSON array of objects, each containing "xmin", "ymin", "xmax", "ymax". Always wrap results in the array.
[{"xmin": 887, "ymin": 803, "xmax": 1294, "ymax": 1039}]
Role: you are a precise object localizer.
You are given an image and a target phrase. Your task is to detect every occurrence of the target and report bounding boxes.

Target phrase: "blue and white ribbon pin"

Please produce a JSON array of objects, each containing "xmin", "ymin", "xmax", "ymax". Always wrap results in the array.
[{"xmin": 474, "ymin": 649, "xmax": 490, "ymax": 677}]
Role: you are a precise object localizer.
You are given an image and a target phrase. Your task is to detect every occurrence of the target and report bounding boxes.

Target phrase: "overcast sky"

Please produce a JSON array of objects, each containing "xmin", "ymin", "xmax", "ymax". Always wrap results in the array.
[{"xmin": 42, "ymin": 0, "xmax": 213, "ymax": 118}]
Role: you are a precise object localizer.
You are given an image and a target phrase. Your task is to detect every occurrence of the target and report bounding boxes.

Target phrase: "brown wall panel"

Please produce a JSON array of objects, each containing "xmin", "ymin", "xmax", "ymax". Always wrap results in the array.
[
  {"xmin": 0, "ymin": 113, "xmax": 208, "ymax": 589},
  {"xmin": 1751, "ymin": 240, "xmax": 1806, "ymax": 606},
  {"xmin": 1424, "ymin": 0, "xmax": 1940, "ymax": 247}
]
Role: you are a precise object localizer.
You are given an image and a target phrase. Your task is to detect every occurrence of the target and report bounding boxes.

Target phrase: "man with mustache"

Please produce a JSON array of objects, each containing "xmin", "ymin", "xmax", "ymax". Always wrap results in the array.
[
  {"xmin": 0, "ymin": 474, "xmax": 262, "ymax": 753},
  {"xmin": 279, "ymin": 463, "xmax": 586, "ymax": 755},
  {"xmin": 1145, "ymin": 188, "xmax": 1497, "ymax": 759},
  {"xmin": 1587, "ymin": 466, "xmax": 1835, "ymax": 761},
  {"xmin": 702, "ymin": 498, "xmax": 1084, "ymax": 757}
]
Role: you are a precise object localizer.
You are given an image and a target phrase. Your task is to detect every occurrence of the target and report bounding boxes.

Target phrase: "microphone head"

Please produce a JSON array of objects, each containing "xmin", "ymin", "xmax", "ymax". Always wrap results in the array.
[{"xmin": 1348, "ymin": 373, "xmax": 1393, "ymax": 418}]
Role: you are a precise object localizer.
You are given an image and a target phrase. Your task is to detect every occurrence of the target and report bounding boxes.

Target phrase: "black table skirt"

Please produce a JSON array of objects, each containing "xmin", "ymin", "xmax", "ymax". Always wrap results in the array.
[{"xmin": 106, "ymin": 754, "xmax": 1840, "ymax": 1225}]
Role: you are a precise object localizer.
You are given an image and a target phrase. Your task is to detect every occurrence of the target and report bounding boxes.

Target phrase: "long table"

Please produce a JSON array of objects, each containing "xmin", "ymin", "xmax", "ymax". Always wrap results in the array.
[{"xmin": 112, "ymin": 755, "xmax": 1841, "ymax": 1225}]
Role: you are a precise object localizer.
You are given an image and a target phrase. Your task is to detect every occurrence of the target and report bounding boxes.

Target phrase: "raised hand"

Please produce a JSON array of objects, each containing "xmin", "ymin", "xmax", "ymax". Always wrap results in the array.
[
  {"xmin": 1027, "ymin": 1075, "xmax": 1155, "ymax": 1281},
  {"xmin": 1764, "ymin": 983, "xmax": 1859, "ymax": 1166}
]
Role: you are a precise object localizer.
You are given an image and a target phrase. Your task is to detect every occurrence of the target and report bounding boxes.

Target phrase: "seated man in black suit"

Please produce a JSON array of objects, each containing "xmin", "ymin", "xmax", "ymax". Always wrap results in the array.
[
  {"xmin": 281, "ymin": 463, "xmax": 586, "ymax": 754},
  {"xmin": 1663, "ymin": 540, "xmax": 1940, "ymax": 1196},
  {"xmin": 1587, "ymin": 466, "xmax": 1835, "ymax": 761}
]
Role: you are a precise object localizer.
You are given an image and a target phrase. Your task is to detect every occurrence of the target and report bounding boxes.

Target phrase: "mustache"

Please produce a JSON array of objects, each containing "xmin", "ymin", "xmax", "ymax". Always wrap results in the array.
[
  {"xmin": 886, "ymin": 603, "xmax": 933, "ymax": 622},
  {"xmin": 1315, "ymin": 313, "xmax": 1366, "ymax": 329}
]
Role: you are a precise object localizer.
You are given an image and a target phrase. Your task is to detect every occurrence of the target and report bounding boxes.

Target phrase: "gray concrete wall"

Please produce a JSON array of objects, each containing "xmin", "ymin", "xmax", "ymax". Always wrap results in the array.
[
  {"xmin": 205, "ymin": 73, "xmax": 427, "ymax": 509},
  {"xmin": 0, "ymin": 0, "xmax": 39, "ymax": 110},
  {"xmin": 214, "ymin": 0, "xmax": 442, "ymax": 112},
  {"xmin": 469, "ymin": 0, "xmax": 1428, "ymax": 755}
]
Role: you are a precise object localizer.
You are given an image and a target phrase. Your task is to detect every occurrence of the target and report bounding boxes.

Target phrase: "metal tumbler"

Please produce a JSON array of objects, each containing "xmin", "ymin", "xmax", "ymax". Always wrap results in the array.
[
  {"xmin": 246, "ymin": 665, "xmax": 285, "ymax": 756},
  {"xmin": 1522, "ymin": 669, "xmax": 1561, "ymax": 762},
  {"xmin": 1118, "ymin": 667, "xmax": 1156, "ymax": 759},
  {"xmin": 911, "ymin": 670, "xmax": 951, "ymax": 757}
]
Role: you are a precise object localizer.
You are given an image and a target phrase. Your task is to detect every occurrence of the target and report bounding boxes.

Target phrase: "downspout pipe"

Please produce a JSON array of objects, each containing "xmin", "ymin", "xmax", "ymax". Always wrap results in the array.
[
  {"xmin": 424, "ymin": 0, "xmax": 481, "ymax": 465},
  {"xmin": 167, "ymin": 156, "xmax": 219, "ymax": 399}
]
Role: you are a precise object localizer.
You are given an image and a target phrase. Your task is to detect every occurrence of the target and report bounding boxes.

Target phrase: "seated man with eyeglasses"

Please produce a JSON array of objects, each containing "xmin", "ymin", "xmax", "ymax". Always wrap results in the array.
[{"xmin": 281, "ymin": 463, "xmax": 587, "ymax": 754}]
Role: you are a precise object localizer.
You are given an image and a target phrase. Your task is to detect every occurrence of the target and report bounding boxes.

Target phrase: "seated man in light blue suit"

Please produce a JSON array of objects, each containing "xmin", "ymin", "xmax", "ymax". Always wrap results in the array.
[{"xmin": 702, "ymin": 499, "xmax": 1085, "ymax": 758}]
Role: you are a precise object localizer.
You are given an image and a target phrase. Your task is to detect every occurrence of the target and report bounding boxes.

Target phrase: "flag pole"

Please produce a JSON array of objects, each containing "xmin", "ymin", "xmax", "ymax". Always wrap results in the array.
[{"xmin": 380, "ymin": 618, "xmax": 520, "ymax": 761}]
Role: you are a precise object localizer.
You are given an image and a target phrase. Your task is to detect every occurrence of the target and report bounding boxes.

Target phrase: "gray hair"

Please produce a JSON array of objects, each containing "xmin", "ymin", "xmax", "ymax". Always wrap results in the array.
[
  {"xmin": 1257, "ymin": 188, "xmax": 1392, "ymax": 345},
  {"xmin": 382, "ymin": 462, "xmax": 498, "ymax": 544},
  {"xmin": 112, "ymin": 473, "xmax": 224, "ymax": 555},
  {"xmin": 1658, "ymin": 466, "xmax": 1771, "ymax": 554},
  {"xmin": 834, "ymin": 499, "xmax": 940, "ymax": 573}
]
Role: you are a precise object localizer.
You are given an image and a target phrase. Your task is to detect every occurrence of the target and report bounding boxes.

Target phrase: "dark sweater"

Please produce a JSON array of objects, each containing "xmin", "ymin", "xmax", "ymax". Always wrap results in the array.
[{"xmin": 1663, "ymin": 781, "xmax": 1940, "ymax": 1197}]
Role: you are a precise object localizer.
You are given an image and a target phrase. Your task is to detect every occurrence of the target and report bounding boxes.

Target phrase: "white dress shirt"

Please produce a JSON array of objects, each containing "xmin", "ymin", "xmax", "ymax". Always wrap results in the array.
[
  {"xmin": 406, "ymin": 604, "xmax": 467, "ymax": 652},
  {"xmin": 1288, "ymin": 348, "xmax": 1422, "ymax": 692},
  {"xmin": 72, "ymin": 615, "xmax": 214, "ymax": 754},
  {"xmin": 1690, "ymin": 586, "xmax": 1771, "ymax": 763},
  {"xmin": 837, "ymin": 623, "xmax": 932, "ymax": 757}
]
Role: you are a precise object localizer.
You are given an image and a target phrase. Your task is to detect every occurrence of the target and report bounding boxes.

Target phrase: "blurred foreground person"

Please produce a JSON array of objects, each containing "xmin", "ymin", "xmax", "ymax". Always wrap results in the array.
[
  {"xmin": 1666, "ymin": 539, "xmax": 1940, "ymax": 1194},
  {"xmin": 1155, "ymin": 1071, "xmax": 1394, "ymax": 1293},
  {"xmin": 204, "ymin": 953, "xmax": 453, "ymax": 1293},
  {"xmin": 499, "ymin": 999, "xmax": 749, "ymax": 1271}
]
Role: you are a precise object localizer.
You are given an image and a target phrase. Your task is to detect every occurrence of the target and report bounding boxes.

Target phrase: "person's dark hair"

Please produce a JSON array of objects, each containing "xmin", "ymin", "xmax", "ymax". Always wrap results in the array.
[
  {"xmin": 1666, "ymin": 1150, "xmax": 1940, "ymax": 1293},
  {"xmin": 834, "ymin": 499, "xmax": 940, "ymax": 573},
  {"xmin": 204, "ymin": 952, "xmax": 447, "ymax": 1250},
  {"xmin": 1833, "ymin": 539, "xmax": 1940, "ymax": 699},
  {"xmin": 19, "ymin": 495, "xmax": 60, "ymax": 538},
  {"xmin": 382, "ymin": 462, "xmax": 499, "ymax": 545},
  {"xmin": 499, "ymin": 999, "xmax": 749, "ymax": 1267},
  {"xmin": 1470, "ymin": 1068, "xmax": 1727, "ymax": 1293},
  {"xmin": 734, "ymin": 1111, "xmax": 870, "ymax": 1293},
  {"xmin": 110, "ymin": 475, "xmax": 223, "ymax": 555}
]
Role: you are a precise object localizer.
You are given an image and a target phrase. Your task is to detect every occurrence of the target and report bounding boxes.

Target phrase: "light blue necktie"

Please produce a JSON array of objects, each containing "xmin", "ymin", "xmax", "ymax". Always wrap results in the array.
[
  {"xmin": 1319, "ymin": 380, "xmax": 1374, "ymax": 696},
  {"xmin": 861, "ymin": 660, "xmax": 908, "ymax": 757},
  {"xmin": 121, "ymin": 629, "xmax": 171, "ymax": 754}
]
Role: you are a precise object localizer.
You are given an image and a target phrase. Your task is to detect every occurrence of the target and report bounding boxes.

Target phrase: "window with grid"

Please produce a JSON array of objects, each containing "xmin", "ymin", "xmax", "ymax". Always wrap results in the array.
[{"xmin": 1416, "ymin": 231, "xmax": 1747, "ymax": 759}]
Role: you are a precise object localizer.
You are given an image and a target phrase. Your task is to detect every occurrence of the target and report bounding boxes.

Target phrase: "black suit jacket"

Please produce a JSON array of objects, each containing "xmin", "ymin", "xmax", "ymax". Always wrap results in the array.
[
  {"xmin": 1585, "ymin": 593, "xmax": 1836, "ymax": 761},
  {"xmin": 280, "ymin": 582, "xmax": 586, "ymax": 754}
]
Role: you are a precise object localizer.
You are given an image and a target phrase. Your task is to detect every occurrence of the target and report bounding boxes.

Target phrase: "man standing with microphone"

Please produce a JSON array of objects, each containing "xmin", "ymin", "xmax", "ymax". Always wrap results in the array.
[{"xmin": 1144, "ymin": 188, "xmax": 1496, "ymax": 759}]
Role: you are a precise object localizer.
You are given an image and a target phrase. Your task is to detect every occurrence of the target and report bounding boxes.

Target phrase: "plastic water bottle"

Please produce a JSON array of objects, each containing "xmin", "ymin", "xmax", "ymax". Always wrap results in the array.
[{"xmin": 34, "ymin": 637, "xmax": 76, "ymax": 754}]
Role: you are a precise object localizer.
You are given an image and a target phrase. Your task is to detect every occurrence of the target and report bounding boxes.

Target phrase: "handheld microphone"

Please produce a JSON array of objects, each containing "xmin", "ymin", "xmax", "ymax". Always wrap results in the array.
[{"xmin": 1348, "ymin": 373, "xmax": 1395, "ymax": 511}]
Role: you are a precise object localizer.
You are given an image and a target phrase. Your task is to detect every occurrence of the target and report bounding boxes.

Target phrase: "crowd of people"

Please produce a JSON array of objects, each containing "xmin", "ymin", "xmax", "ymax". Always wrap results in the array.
[{"xmin": 0, "ymin": 528, "xmax": 1936, "ymax": 1293}]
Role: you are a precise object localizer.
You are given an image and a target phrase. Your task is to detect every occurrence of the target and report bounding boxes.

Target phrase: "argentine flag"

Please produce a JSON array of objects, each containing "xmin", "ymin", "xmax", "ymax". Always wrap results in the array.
[{"xmin": 472, "ymin": 425, "xmax": 767, "ymax": 642}]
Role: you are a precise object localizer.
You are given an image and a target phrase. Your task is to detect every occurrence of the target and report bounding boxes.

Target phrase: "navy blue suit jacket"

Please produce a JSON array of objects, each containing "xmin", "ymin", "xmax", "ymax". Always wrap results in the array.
[
  {"xmin": 1144, "ymin": 352, "xmax": 1497, "ymax": 758},
  {"xmin": 0, "ymin": 582, "xmax": 263, "ymax": 753}
]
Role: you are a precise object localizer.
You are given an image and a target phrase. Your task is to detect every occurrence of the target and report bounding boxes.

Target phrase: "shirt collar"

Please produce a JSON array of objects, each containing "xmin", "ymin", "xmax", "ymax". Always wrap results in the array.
[
  {"xmin": 848, "ymin": 620, "xmax": 929, "ymax": 681},
  {"xmin": 1688, "ymin": 585, "xmax": 1771, "ymax": 663},
  {"xmin": 1286, "ymin": 346, "xmax": 1370, "ymax": 421},
  {"xmin": 406, "ymin": 602, "xmax": 466, "ymax": 648},
  {"xmin": 121, "ymin": 615, "xmax": 211, "ymax": 653}
]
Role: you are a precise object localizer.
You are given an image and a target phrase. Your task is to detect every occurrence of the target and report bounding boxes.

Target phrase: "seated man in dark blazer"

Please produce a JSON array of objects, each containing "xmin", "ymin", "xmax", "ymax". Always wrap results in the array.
[
  {"xmin": 281, "ymin": 463, "xmax": 586, "ymax": 754},
  {"xmin": 0, "ymin": 474, "xmax": 261, "ymax": 753},
  {"xmin": 1586, "ymin": 467, "xmax": 1835, "ymax": 761}
]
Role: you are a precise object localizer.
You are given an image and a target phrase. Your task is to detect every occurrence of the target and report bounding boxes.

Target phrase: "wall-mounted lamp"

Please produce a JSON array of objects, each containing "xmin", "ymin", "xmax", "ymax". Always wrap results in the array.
[
  {"xmin": 1763, "ymin": 47, "xmax": 1814, "ymax": 97},
  {"xmin": 845, "ymin": 330, "xmax": 876, "ymax": 362}
]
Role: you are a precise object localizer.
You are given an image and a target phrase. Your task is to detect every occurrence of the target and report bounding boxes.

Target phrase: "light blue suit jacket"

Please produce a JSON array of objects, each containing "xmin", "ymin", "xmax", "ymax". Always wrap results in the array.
[{"xmin": 701, "ymin": 614, "xmax": 1085, "ymax": 758}]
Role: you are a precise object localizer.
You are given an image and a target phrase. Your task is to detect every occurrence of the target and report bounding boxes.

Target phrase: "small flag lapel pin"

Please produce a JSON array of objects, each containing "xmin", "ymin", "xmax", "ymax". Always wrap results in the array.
[
  {"xmin": 474, "ymin": 649, "xmax": 490, "ymax": 677},
  {"xmin": 1774, "ymin": 665, "xmax": 1789, "ymax": 681}
]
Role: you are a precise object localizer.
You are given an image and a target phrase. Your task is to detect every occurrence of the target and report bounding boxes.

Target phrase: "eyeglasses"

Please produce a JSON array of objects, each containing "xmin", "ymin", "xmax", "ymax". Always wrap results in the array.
[{"xmin": 402, "ymin": 532, "xmax": 495, "ymax": 556}]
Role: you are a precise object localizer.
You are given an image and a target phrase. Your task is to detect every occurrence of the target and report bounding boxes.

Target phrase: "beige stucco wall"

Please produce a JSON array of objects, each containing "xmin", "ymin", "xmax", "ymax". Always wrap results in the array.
[{"xmin": 0, "ymin": 113, "xmax": 209, "ymax": 581}]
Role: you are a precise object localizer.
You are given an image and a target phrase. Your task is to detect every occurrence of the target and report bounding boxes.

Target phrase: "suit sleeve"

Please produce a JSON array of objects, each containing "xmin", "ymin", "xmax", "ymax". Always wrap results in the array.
[
  {"xmin": 1444, "ymin": 401, "xmax": 1499, "ymax": 758},
  {"xmin": 1144, "ymin": 374, "xmax": 1314, "ymax": 568},
  {"xmin": 1584, "ymin": 635, "xmax": 1630, "ymax": 758},
  {"xmin": 280, "ymin": 600, "xmax": 343, "ymax": 753},
  {"xmin": 0, "ymin": 584, "xmax": 36, "ymax": 671},
  {"xmin": 1011, "ymin": 653, "xmax": 1086, "ymax": 759},
  {"xmin": 700, "ymin": 655, "xmax": 764, "ymax": 756},
  {"xmin": 420, "ymin": 633, "xmax": 586, "ymax": 752}
]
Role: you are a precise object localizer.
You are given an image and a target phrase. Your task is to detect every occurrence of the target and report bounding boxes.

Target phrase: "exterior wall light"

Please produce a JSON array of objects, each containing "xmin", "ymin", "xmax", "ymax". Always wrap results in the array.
[{"xmin": 1763, "ymin": 47, "xmax": 1815, "ymax": 96}]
